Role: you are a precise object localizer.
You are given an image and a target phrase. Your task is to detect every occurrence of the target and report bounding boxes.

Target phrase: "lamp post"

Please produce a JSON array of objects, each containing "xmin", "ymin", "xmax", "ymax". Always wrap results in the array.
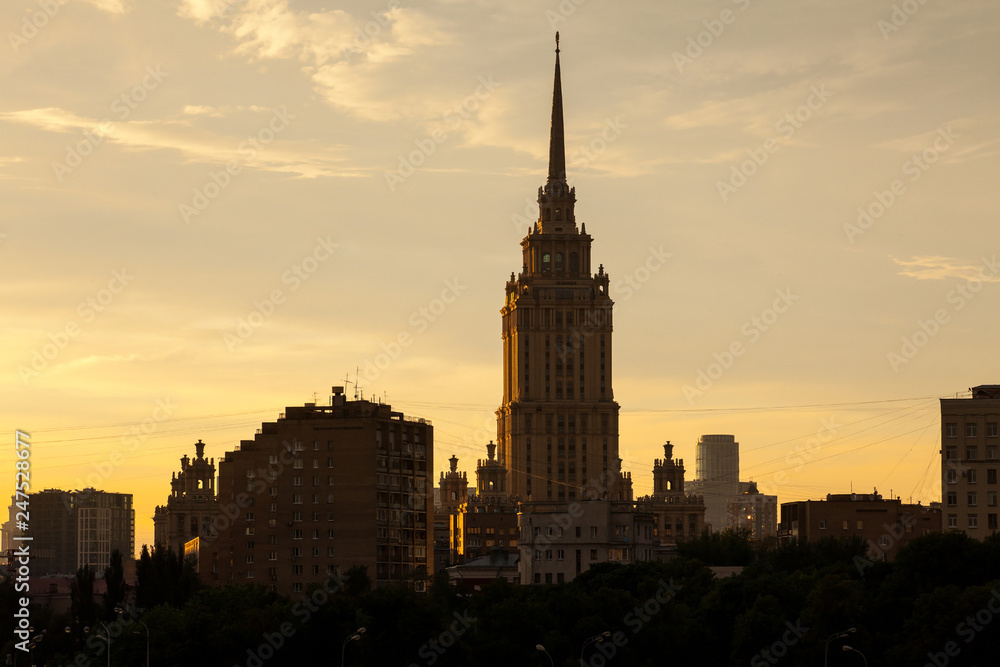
[
  {"xmin": 134, "ymin": 620, "xmax": 150, "ymax": 667},
  {"xmin": 535, "ymin": 644, "xmax": 554, "ymax": 667},
  {"xmin": 94, "ymin": 622, "xmax": 112, "ymax": 667},
  {"xmin": 843, "ymin": 645, "xmax": 868, "ymax": 666},
  {"xmin": 340, "ymin": 627, "xmax": 365, "ymax": 667},
  {"xmin": 824, "ymin": 627, "xmax": 856, "ymax": 667},
  {"xmin": 580, "ymin": 631, "xmax": 611, "ymax": 664}
]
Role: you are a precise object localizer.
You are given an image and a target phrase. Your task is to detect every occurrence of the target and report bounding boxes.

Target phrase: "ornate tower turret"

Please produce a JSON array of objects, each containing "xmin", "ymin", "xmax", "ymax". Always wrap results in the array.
[{"xmin": 497, "ymin": 35, "xmax": 624, "ymax": 502}]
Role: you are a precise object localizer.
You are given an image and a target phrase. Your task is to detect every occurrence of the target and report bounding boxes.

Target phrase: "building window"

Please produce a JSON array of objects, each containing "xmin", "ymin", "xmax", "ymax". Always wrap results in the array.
[
  {"xmin": 292, "ymin": 583, "xmax": 302, "ymax": 593},
  {"xmin": 293, "ymin": 477, "xmax": 303, "ymax": 486},
  {"xmin": 269, "ymin": 551, "xmax": 277, "ymax": 561},
  {"xmin": 534, "ymin": 573, "xmax": 541, "ymax": 584},
  {"xmin": 967, "ymin": 423, "xmax": 978, "ymax": 438},
  {"xmin": 534, "ymin": 550, "xmax": 541, "ymax": 561},
  {"xmin": 969, "ymin": 492, "xmax": 978, "ymax": 506},
  {"xmin": 989, "ymin": 514, "xmax": 998, "ymax": 530},
  {"xmin": 545, "ymin": 573, "xmax": 553, "ymax": 583},
  {"xmin": 293, "ymin": 459, "xmax": 303, "ymax": 469},
  {"xmin": 545, "ymin": 550, "xmax": 553, "ymax": 560},
  {"xmin": 988, "ymin": 423, "xmax": 999, "ymax": 437},
  {"xmin": 818, "ymin": 519, "xmax": 827, "ymax": 529},
  {"xmin": 968, "ymin": 470, "xmax": 978, "ymax": 484},
  {"xmin": 292, "ymin": 565, "xmax": 303, "ymax": 575},
  {"xmin": 292, "ymin": 530, "xmax": 303, "ymax": 539},
  {"xmin": 947, "ymin": 469, "xmax": 958, "ymax": 484},
  {"xmin": 989, "ymin": 491, "xmax": 998, "ymax": 507},
  {"xmin": 856, "ymin": 520, "xmax": 863, "ymax": 529},
  {"xmin": 557, "ymin": 549, "xmax": 564, "ymax": 560},
  {"xmin": 542, "ymin": 253, "xmax": 551, "ymax": 273},
  {"xmin": 968, "ymin": 515, "xmax": 978, "ymax": 529},
  {"xmin": 988, "ymin": 446, "xmax": 998, "ymax": 460},
  {"xmin": 948, "ymin": 514, "xmax": 958, "ymax": 528},
  {"xmin": 988, "ymin": 469, "xmax": 997, "ymax": 484},
  {"xmin": 590, "ymin": 549, "xmax": 598, "ymax": 560},
  {"xmin": 947, "ymin": 492, "xmax": 957, "ymax": 506},
  {"xmin": 590, "ymin": 526, "xmax": 597, "ymax": 538},
  {"xmin": 877, "ymin": 535, "xmax": 889, "ymax": 547},
  {"xmin": 966, "ymin": 447, "xmax": 978, "ymax": 460},
  {"xmin": 842, "ymin": 521, "xmax": 848, "ymax": 530}
]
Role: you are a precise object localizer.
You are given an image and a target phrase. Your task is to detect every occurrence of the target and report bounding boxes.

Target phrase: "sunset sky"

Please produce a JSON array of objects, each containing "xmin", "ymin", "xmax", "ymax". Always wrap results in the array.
[{"xmin": 3, "ymin": 0, "xmax": 998, "ymax": 552}]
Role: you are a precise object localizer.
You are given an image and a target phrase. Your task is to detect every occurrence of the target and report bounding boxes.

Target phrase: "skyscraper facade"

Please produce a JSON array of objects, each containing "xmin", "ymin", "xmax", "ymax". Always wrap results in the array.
[{"xmin": 497, "ymin": 34, "xmax": 629, "ymax": 504}]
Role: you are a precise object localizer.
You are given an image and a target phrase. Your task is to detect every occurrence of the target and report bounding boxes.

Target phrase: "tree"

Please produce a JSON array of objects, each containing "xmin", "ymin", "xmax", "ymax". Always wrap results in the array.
[{"xmin": 103, "ymin": 549, "xmax": 126, "ymax": 619}]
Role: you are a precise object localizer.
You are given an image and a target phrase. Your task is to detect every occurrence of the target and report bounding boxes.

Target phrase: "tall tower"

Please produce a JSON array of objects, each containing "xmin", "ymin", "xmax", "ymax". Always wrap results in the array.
[{"xmin": 497, "ymin": 34, "xmax": 625, "ymax": 502}]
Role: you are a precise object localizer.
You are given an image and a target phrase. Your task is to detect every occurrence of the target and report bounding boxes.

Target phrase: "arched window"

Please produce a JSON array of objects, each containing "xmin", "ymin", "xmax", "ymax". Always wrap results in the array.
[
  {"xmin": 555, "ymin": 208, "xmax": 562, "ymax": 221},
  {"xmin": 666, "ymin": 480, "xmax": 673, "ymax": 491},
  {"xmin": 554, "ymin": 253, "xmax": 564, "ymax": 272},
  {"xmin": 450, "ymin": 491, "xmax": 457, "ymax": 501},
  {"xmin": 542, "ymin": 253, "xmax": 551, "ymax": 273},
  {"xmin": 569, "ymin": 252, "xmax": 579, "ymax": 274}
]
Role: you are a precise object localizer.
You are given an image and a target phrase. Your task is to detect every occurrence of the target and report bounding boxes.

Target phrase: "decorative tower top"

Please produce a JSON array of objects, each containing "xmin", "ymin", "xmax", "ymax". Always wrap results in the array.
[
  {"xmin": 548, "ymin": 32, "xmax": 566, "ymax": 186},
  {"xmin": 664, "ymin": 441, "xmax": 674, "ymax": 460},
  {"xmin": 449, "ymin": 454, "xmax": 459, "ymax": 473},
  {"xmin": 195, "ymin": 439, "xmax": 206, "ymax": 459},
  {"xmin": 537, "ymin": 32, "xmax": 576, "ymax": 231}
]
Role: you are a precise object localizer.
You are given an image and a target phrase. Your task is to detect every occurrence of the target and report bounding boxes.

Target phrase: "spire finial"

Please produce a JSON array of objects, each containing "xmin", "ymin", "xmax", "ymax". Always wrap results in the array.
[{"xmin": 547, "ymin": 33, "xmax": 566, "ymax": 185}]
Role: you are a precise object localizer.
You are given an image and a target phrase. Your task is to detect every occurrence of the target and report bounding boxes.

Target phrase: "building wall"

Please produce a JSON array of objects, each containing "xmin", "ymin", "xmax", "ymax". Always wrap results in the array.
[
  {"xmin": 780, "ymin": 494, "xmax": 940, "ymax": 560},
  {"xmin": 727, "ymin": 492, "xmax": 778, "ymax": 540},
  {"xmin": 154, "ymin": 439, "xmax": 219, "ymax": 557},
  {"xmin": 204, "ymin": 395, "xmax": 432, "ymax": 597},
  {"xmin": 691, "ymin": 435, "xmax": 741, "ymax": 532},
  {"xmin": 941, "ymin": 386, "xmax": 1000, "ymax": 536},
  {"xmin": 518, "ymin": 499, "xmax": 655, "ymax": 584}
]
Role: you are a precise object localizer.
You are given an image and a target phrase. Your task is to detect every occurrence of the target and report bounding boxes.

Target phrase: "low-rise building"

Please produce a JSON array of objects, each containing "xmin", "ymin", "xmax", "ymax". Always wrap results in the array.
[
  {"xmin": 518, "ymin": 499, "xmax": 655, "ymax": 584},
  {"xmin": 779, "ymin": 490, "xmax": 940, "ymax": 561}
]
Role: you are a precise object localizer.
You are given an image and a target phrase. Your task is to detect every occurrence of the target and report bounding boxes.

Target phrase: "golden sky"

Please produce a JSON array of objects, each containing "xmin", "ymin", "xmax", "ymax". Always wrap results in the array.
[{"xmin": 3, "ymin": 0, "xmax": 998, "ymax": 552}]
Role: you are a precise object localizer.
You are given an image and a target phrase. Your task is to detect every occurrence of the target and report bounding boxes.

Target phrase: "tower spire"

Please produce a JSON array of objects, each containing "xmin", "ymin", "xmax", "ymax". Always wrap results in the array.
[{"xmin": 547, "ymin": 32, "xmax": 566, "ymax": 184}]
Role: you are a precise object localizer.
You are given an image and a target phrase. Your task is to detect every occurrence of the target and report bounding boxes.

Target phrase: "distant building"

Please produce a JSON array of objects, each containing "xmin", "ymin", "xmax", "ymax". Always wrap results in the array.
[
  {"xmin": 726, "ymin": 482, "xmax": 778, "ymax": 540},
  {"xmin": 940, "ymin": 385, "xmax": 1000, "ymax": 536},
  {"xmin": 202, "ymin": 389, "xmax": 433, "ymax": 596},
  {"xmin": 634, "ymin": 441, "xmax": 707, "ymax": 551},
  {"xmin": 463, "ymin": 443, "xmax": 520, "ymax": 562},
  {"xmin": 689, "ymin": 434, "xmax": 742, "ymax": 532},
  {"xmin": 153, "ymin": 439, "xmax": 219, "ymax": 556},
  {"xmin": 19, "ymin": 488, "xmax": 134, "ymax": 575},
  {"xmin": 436, "ymin": 454, "xmax": 468, "ymax": 565},
  {"xmin": 779, "ymin": 491, "xmax": 940, "ymax": 561}
]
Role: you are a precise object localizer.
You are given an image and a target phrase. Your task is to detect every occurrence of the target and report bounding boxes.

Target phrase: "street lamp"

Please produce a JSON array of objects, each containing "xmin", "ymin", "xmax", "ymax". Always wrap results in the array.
[
  {"xmin": 824, "ymin": 627, "xmax": 856, "ymax": 667},
  {"xmin": 340, "ymin": 627, "xmax": 365, "ymax": 667},
  {"xmin": 843, "ymin": 645, "xmax": 868, "ymax": 666},
  {"xmin": 93, "ymin": 622, "xmax": 112, "ymax": 667},
  {"xmin": 580, "ymin": 631, "xmax": 611, "ymax": 663},
  {"xmin": 535, "ymin": 644, "xmax": 554, "ymax": 667},
  {"xmin": 134, "ymin": 620, "xmax": 150, "ymax": 667}
]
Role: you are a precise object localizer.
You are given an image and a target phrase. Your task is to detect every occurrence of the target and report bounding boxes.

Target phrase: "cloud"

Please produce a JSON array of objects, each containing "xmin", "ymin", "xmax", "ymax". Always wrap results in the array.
[
  {"xmin": 893, "ymin": 256, "xmax": 1000, "ymax": 282},
  {"xmin": 0, "ymin": 107, "xmax": 361, "ymax": 179},
  {"xmin": 83, "ymin": 0, "xmax": 129, "ymax": 14}
]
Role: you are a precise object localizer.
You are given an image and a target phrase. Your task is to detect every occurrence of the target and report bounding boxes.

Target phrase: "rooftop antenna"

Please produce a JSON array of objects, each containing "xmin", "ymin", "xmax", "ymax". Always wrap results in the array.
[{"xmin": 344, "ymin": 372, "xmax": 355, "ymax": 399}]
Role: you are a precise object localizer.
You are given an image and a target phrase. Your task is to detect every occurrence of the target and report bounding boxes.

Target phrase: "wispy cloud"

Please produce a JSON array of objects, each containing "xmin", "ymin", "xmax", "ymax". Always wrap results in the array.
[{"xmin": 893, "ymin": 256, "xmax": 1000, "ymax": 282}]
